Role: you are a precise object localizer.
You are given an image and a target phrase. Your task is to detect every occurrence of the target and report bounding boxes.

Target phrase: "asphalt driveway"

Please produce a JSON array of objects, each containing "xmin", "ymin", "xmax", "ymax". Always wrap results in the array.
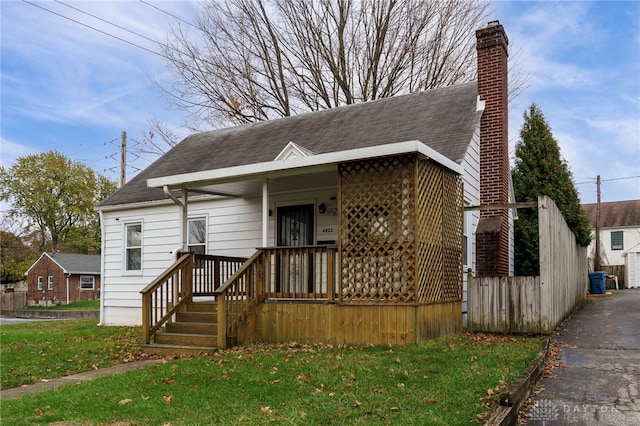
[{"xmin": 528, "ymin": 290, "xmax": 640, "ymax": 425}]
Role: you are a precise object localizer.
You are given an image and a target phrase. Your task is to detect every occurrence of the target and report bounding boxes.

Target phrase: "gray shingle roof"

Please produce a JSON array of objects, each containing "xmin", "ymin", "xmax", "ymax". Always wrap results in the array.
[
  {"xmin": 100, "ymin": 82, "xmax": 480, "ymax": 207},
  {"xmin": 582, "ymin": 200, "xmax": 640, "ymax": 228},
  {"xmin": 49, "ymin": 253, "xmax": 101, "ymax": 275}
]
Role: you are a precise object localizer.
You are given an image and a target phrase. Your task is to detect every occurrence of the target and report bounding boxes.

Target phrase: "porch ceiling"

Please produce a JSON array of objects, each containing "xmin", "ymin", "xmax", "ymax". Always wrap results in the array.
[{"xmin": 179, "ymin": 168, "xmax": 338, "ymax": 198}]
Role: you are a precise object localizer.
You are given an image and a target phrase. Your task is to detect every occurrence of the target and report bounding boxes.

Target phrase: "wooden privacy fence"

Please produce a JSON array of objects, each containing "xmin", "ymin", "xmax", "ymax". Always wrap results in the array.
[
  {"xmin": 468, "ymin": 196, "xmax": 588, "ymax": 334},
  {"xmin": 1, "ymin": 289, "xmax": 27, "ymax": 312}
]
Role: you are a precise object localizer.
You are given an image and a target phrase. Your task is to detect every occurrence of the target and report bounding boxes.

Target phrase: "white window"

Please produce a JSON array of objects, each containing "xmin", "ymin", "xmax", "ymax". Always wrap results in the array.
[
  {"xmin": 125, "ymin": 222, "xmax": 142, "ymax": 271},
  {"xmin": 37, "ymin": 276, "xmax": 43, "ymax": 291},
  {"xmin": 611, "ymin": 231, "xmax": 623, "ymax": 251},
  {"xmin": 80, "ymin": 276, "xmax": 94, "ymax": 290},
  {"xmin": 187, "ymin": 217, "xmax": 207, "ymax": 255},
  {"xmin": 47, "ymin": 276, "xmax": 54, "ymax": 290}
]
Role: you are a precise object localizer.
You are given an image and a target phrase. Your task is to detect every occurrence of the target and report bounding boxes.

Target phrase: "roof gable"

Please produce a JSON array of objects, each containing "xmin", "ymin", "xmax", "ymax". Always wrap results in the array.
[
  {"xmin": 100, "ymin": 82, "xmax": 481, "ymax": 207},
  {"xmin": 274, "ymin": 142, "xmax": 316, "ymax": 161}
]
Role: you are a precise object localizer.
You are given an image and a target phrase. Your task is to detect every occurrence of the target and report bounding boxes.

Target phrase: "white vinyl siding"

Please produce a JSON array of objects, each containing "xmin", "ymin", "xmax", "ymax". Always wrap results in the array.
[{"xmin": 100, "ymin": 196, "xmax": 263, "ymax": 326}]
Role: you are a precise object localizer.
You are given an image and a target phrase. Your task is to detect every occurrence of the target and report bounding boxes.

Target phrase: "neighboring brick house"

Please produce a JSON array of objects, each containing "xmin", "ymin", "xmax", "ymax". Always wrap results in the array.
[
  {"xmin": 25, "ymin": 252, "xmax": 101, "ymax": 306},
  {"xmin": 582, "ymin": 199, "xmax": 640, "ymax": 288}
]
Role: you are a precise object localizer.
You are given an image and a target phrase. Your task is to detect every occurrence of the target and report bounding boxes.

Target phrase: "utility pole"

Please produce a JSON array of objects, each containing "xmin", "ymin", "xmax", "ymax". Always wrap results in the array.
[
  {"xmin": 120, "ymin": 131, "xmax": 127, "ymax": 188},
  {"xmin": 594, "ymin": 174, "xmax": 601, "ymax": 271}
]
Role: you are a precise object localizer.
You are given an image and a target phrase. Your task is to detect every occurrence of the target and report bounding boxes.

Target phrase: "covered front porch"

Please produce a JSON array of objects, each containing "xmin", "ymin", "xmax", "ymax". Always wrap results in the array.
[{"xmin": 141, "ymin": 145, "xmax": 464, "ymax": 353}]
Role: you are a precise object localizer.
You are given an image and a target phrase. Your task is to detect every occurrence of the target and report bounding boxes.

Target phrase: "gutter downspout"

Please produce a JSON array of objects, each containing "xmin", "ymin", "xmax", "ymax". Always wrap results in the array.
[
  {"xmin": 66, "ymin": 273, "xmax": 70, "ymax": 305},
  {"xmin": 163, "ymin": 185, "xmax": 188, "ymax": 251}
]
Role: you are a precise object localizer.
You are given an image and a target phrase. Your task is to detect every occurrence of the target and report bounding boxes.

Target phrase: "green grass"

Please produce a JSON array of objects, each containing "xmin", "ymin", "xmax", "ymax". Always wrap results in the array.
[
  {"xmin": 0, "ymin": 326, "xmax": 544, "ymax": 425},
  {"xmin": 0, "ymin": 318, "xmax": 143, "ymax": 389},
  {"xmin": 24, "ymin": 300, "xmax": 100, "ymax": 311}
]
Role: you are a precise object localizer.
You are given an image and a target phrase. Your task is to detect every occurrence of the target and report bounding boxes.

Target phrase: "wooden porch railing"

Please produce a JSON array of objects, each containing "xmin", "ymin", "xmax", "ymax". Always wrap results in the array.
[
  {"xmin": 262, "ymin": 246, "xmax": 338, "ymax": 300},
  {"xmin": 140, "ymin": 252, "xmax": 247, "ymax": 345},
  {"xmin": 214, "ymin": 251, "xmax": 264, "ymax": 349},
  {"xmin": 140, "ymin": 253, "xmax": 193, "ymax": 344},
  {"xmin": 214, "ymin": 245, "xmax": 338, "ymax": 348},
  {"xmin": 142, "ymin": 246, "xmax": 339, "ymax": 348}
]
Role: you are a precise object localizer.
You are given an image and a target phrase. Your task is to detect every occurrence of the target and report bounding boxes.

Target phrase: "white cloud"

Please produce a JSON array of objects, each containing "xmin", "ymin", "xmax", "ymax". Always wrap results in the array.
[{"xmin": 0, "ymin": 138, "xmax": 37, "ymax": 168}]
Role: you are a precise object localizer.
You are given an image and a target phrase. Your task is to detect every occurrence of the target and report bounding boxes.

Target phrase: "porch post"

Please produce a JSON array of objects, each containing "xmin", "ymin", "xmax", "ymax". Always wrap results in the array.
[
  {"xmin": 181, "ymin": 186, "xmax": 188, "ymax": 251},
  {"xmin": 262, "ymin": 178, "xmax": 269, "ymax": 247}
]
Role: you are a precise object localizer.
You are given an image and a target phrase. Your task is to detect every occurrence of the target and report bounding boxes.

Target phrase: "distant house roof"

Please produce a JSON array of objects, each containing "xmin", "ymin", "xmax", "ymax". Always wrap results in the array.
[
  {"xmin": 26, "ymin": 253, "xmax": 101, "ymax": 276},
  {"xmin": 582, "ymin": 200, "xmax": 640, "ymax": 228},
  {"xmin": 99, "ymin": 82, "xmax": 481, "ymax": 207}
]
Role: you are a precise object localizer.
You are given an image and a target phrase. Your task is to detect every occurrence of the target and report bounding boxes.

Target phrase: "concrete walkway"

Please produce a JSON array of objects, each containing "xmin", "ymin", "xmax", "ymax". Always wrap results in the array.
[
  {"xmin": 527, "ymin": 290, "xmax": 640, "ymax": 425},
  {"xmin": 0, "ymin": 359, "xmax": 166, "ymax": 401}
]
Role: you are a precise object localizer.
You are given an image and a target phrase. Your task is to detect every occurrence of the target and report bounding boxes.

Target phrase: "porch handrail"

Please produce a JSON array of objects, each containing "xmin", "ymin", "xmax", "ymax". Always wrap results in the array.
[
  {"xmin": 140, "ymin": 252, "xmax": 193, "ymax": 344},
  {"xmin": 214, "ymin": 250, "xmax": 264, "ymax": 349}
]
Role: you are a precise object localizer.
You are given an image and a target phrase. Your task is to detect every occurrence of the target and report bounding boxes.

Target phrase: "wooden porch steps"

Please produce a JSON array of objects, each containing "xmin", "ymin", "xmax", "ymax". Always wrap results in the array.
[{"xmin": 141, "ymin": 301, "xmax": 219, "ymax": 356}]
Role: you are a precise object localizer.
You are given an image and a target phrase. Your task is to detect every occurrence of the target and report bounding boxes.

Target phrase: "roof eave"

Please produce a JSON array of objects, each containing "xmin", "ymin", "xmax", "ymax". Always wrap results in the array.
[{"xmin": 148, "ymin": 140, "xmax": 464, "ymax": 190}]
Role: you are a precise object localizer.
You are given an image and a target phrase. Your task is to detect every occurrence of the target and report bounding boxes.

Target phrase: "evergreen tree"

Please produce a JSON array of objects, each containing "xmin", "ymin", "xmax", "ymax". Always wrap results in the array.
[{"xmin": 512, "ymin": 104, "xmax": 591, "ymax": 275}]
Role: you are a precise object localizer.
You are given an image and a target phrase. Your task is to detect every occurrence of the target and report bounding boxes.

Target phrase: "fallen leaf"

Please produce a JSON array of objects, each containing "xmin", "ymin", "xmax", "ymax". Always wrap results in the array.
[
  {"xmin": 297, "ymin": 373, "xmax": 314, "ymax": 383},
  {"xmin": 390, "ymin": 406, "xmax": 399, "ymax": 412},
  {"xmin": 163, "ymin": 393, "xmax": 173, "ymax": 404},
  {"xmin": 299, "ymin": 410, "xmax": 307, "ymax": 419},
  {"xmin": 118, "ymin": 399, "xmax": 132, "ymax": 405},
  {"xmin": 260, "ymin": 406, "xmax": 273, "ymax": 415},
  {"xmin": 487, "ymin": 388, "xmax": 494, "ymax": 396},
  {"xmin": 40, "ymin": 379, "xmax": 50, "ymax": 383}
]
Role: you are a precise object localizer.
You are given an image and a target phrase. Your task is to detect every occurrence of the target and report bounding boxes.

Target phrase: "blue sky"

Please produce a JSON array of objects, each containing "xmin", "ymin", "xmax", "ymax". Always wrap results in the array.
[{"xmin": 1, "ymin": 1, "xmax": 639, "ymax": 205}]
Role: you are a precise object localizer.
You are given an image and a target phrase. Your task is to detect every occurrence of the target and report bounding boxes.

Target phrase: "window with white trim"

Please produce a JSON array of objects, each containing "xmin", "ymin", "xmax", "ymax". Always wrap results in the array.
[
  {"xmin": 125, "ymin": 222, "xmax": 142, "ymax": 271},
  {"xmin": 48, "ymin": 276, "xmax": 54, "ymax": 290},
  {"xmin": 80, "ymin": 275, "xmax": 94, "ymax": 290},
  {"xmin": 611, "ymin": 231, "xmax": 623, "ymax": 251},
  {"xmin": 37, "ymin": 276, "xmax": 43, "ymax": 291},
  {"xmin": 187, "ymin": 217, "xmax": 207, "ymax": 255}
]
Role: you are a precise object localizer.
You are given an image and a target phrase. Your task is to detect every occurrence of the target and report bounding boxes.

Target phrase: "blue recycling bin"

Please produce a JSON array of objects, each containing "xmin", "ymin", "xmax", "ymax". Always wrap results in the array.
[{"xmin": 588, "ymin": 271, "xmax": 606, "ymax": 294}]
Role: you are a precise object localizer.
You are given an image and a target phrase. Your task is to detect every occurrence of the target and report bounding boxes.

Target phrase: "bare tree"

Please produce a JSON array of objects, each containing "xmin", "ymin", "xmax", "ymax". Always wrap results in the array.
[
  {"xmin": 140, "ymin": 116, "xmax": 181, "ymax": 156},
  {"xmin": 160, "ymin": 0, "xmax": 492, "ymax": 127}
]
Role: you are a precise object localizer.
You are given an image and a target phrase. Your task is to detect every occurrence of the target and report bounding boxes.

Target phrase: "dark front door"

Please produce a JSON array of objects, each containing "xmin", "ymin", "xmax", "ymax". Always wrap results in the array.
[
  {"xmin": 276, "ymin": 204, "xmax": 314, "ymax": 294},
  {"xmin": 277, "ymin": 204, "xmax": 314, "ymax": 247}
]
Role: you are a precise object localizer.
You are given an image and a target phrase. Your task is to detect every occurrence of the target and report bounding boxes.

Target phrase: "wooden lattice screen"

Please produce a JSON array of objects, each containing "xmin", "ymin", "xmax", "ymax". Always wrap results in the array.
[{"xmin": 339, "ymin": 154, "xmax": 462, "ymax": 305}]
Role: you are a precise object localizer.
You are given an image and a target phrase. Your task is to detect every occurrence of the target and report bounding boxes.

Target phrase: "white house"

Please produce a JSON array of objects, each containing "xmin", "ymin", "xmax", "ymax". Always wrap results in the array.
[
  {"xmin": 96, "ymin": 22, "xmax": 514, "ymax": 348},
  {"xmin": 583, "ymin": 199, "xmax": 640, "ymax": 286}
]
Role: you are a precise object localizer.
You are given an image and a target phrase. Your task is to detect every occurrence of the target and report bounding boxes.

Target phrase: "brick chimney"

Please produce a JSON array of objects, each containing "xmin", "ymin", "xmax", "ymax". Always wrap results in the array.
[{"xmin": 475, "ymin": 21, "xmax": 510, "ymax": 276}]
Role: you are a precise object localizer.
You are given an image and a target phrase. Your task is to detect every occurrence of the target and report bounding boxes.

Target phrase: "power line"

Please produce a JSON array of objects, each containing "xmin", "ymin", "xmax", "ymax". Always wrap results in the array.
[
  {"xmin": 602, "ymin": 175, "xmax": 640, "ymax": 182},
  {"xmin": 22, "ymin": 0, "xmax": 168, "ymax": 60},
  {"xmin": 139, "ymin": 0, "xmax": 199, "ymax": 30},
  {"xmin": 22, "ymin": 0, "xmax": 216, "ymax": 73},
  {"xmin": 54, "ymin": 0, "xmax": 161, "ymax": 46},
  {"xmin": 576, "ymin": 175, "xmax": 639, "ymax": 185}
]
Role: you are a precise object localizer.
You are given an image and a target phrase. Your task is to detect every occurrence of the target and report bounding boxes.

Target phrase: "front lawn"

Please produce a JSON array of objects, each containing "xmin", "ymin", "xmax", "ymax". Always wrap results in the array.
[
  {"xmin": 24, "ymin": 300, "xmax": 100, "ymax": 311},
  {"xmin": 0, "ymin": 318, "xmax": 144, "ymax": 389},
  {"xmin": 0, "ymin": 321, "xmax": 543, "ymax": 425}
]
